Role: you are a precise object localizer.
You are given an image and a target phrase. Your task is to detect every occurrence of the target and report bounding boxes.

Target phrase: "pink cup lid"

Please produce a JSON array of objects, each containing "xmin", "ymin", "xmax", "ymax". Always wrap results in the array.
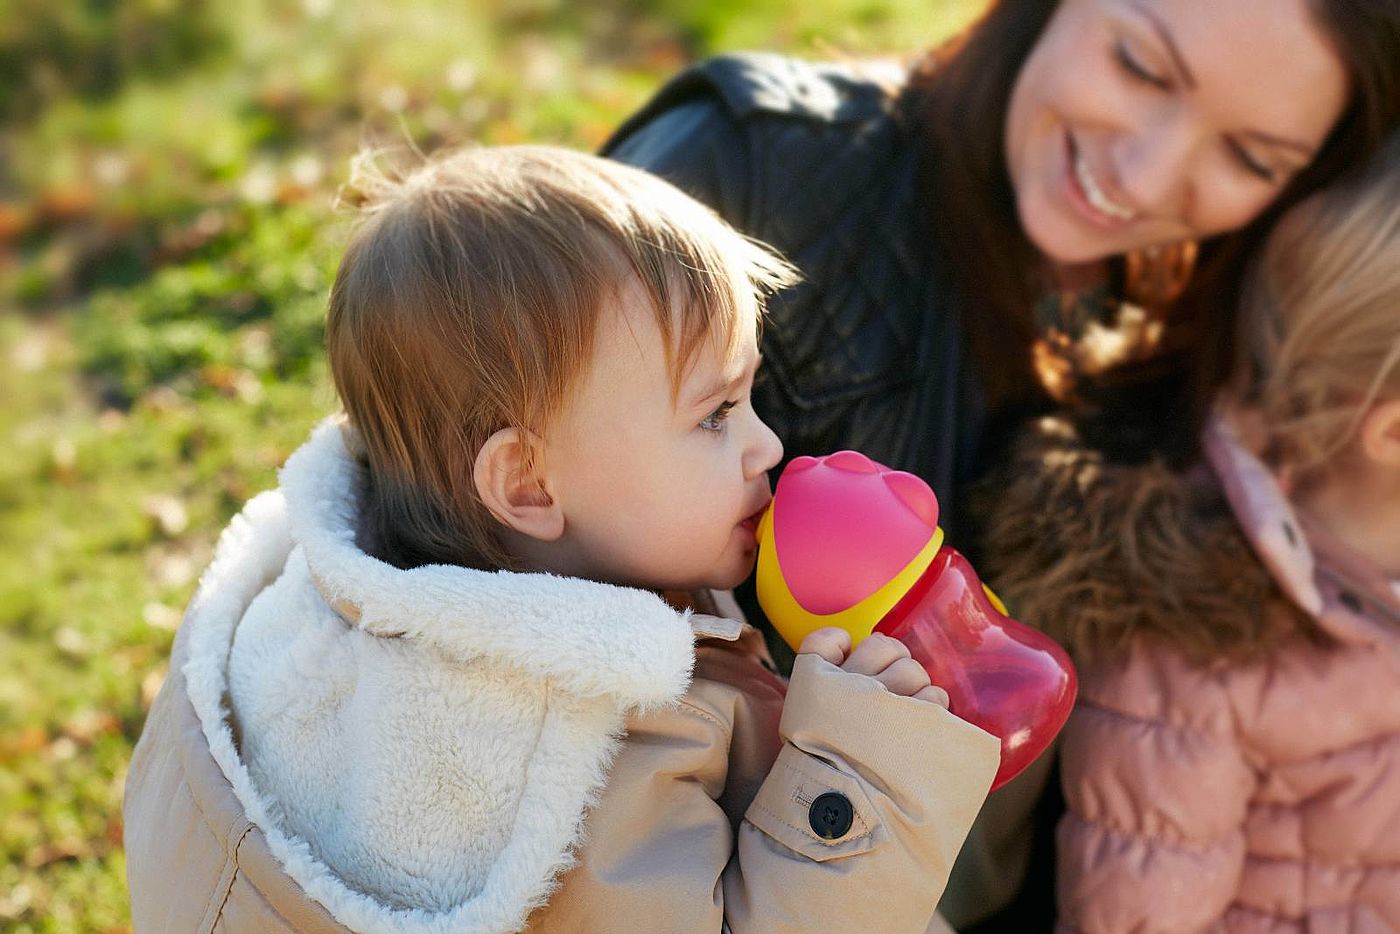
[{"xmin": 773, "ymin": 451, "xmax": 940, "ymax": 615}]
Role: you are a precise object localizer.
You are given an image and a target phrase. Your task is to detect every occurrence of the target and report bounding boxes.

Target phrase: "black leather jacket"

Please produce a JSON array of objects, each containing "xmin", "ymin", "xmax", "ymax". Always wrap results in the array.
[
  {"xmin": 604, "ymin": 52, "xmax": 988, "ymax": 539},
  {"xmin": 607, "ymin": 57, "xmax": 1064, "ymax": 930}
]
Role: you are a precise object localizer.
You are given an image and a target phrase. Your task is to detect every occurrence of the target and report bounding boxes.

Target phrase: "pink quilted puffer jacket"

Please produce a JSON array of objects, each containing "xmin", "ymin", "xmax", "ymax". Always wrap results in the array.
[{"xmin": 982, "ymin": 414, "xmax": 1400, "ymax": 933}]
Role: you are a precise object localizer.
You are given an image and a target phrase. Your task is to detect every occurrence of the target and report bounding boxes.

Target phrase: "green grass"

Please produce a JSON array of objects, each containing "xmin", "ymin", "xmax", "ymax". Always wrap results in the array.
[{"xmin": 0, "ymin": 1, "xmax": 985, "ymax": 928}]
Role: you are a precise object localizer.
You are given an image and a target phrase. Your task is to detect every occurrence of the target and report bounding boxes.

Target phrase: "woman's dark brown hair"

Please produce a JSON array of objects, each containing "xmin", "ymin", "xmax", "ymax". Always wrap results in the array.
[{"xmin": 903, "ymin": 0, "xmax": 1400, "ymax": 464}]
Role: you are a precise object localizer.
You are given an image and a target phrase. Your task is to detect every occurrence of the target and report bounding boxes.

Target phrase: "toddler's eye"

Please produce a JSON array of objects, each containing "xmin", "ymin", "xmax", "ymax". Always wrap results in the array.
[{"xmin": 699, "ymin": 401, "xmax": 737, "ymax": 433}]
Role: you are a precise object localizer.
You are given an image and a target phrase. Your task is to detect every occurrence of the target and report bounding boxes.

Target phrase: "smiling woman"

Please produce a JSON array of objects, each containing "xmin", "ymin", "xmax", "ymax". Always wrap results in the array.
[
  {"xmin": 607, "ymin": 2, "xmax": 1400, "ymax": 538},
  {"xmin": 604, "ymin": 0, "xmax": 1400, "ymax": 926},
  {"xmin": 1004, "ymin": 0, "xmax": 1348, "ymax": 265},
  {"xmin": 907, "ymin": 0, "xmax": 1400, "ymax": 447}
]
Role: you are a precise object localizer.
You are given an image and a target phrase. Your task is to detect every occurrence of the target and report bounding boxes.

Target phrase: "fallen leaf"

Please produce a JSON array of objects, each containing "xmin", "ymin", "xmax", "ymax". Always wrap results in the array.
[
  {"xmin": 0, "ymin": 202, "xmax": 31, "ymax": 243},
  {"xmin": 0, "ymin": 882, "xmax": 33, "ymax": 920},
  {"xmin": 446, "ymin": 59, "xmax": 477, "ymax": 92},
  {"xmin": 54, "ymin": 625, "xmax": 90, "ymax": 658},
  {"xmin": 141, "ymin": 601, "xmax": 182, "ymax": 630},
  {"xmin": 10, "ymin": 332, "xmax": 48, "ymax": 372},
  {"xmin": 39, "ymin": 182, "xmax": 98, "ymax": 222},
  {"xmin": 2, "ymin": 725, "xmax": 49, "ymax": 760},
  {"xmin": 140, "ymin": 387, "xmax": 183, "ymax": 415},
  {"xmin": 46, "ymin": 736, "xmax": 79, "ymax": 762},
  {"xmin": 25, "ymin": 837, "xmax": 94, "ymax": 867},
  {"xmin": 61, "ymin": 709, "xmax": 121, "ymax": 744},
  {"xmin": 142, "ymin": 494, "xmax": 188, "ymax": 537},
  {"xmin": 50, "ymin": 437, "xmax": 78, "ymax": 484},
  {"xmin": 106, "ymin": 814, "xmax": 124, "ymax": 848},
  {"xmin": 97, "ymin": 409, "xmax": 126, "ymax": 434}
]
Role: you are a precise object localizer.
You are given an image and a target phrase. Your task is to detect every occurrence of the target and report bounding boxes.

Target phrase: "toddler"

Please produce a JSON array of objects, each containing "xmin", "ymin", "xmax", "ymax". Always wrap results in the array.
[
  {"xmin": 123, "ymin": 146, "xmax": 999, "ymax": 933},
  {"xmin": 983, "ymin": 132, "xmax": 1400, "ymax": 931}
]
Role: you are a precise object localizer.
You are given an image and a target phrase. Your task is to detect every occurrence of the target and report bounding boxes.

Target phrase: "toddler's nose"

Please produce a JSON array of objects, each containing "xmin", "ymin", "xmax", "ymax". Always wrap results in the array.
[{"xmin": 748, "ymin": 415, "xmax": 783, "ymax": 479}]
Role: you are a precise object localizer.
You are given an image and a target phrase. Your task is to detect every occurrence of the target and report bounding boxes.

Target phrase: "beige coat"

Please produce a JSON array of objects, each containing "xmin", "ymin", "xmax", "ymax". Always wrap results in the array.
[{"xmin": 124, "ymin": 419, "xmax": 999, "ymax": 933}]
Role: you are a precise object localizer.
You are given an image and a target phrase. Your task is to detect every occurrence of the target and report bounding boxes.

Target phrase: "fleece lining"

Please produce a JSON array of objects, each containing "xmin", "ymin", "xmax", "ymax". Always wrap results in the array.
[{"xmin": 182, "ymin": 418, "xmax": 697, "ymax": 933}]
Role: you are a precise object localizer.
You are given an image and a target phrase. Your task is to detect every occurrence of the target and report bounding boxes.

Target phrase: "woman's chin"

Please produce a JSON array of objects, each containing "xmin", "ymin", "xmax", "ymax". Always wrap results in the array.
[
  {"xmin": 1017, "ymin": 189, "xmax": 1132, "ymax": 266},
  {"xmin": 1023, "ymin": 215, "xmax": 1120, "ymax": 267}
]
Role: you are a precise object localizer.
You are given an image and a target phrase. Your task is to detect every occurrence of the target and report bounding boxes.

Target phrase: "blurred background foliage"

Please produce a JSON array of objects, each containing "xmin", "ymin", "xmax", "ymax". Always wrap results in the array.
[{"xmin": 0, "ymin": 0, "xmax": 984, "ymax": 929}]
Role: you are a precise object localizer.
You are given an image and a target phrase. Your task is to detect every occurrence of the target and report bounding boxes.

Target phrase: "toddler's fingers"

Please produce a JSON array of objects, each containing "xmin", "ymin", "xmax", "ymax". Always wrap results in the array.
[
  {"xmin": 912, "ymin": 684, "xmax": 950, "ymax": 708},
  {"xmin": 842, "ymin": 633, "xmax": 910, "ymax": 677},
  {"xmin": 797, "ymin": 627, "xmax": 852, "ymax": 666},
  {"xmin": 872, "ymin": 656, "xmax": 932, "ymax": 698}
]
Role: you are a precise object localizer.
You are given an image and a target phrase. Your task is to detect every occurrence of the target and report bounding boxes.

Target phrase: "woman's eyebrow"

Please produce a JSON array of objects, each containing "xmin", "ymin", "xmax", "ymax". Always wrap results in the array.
[
  {"xmin": 1240, "ymin": 129, "xmax": 1316, "ymax": 159},
  {"xmin": 1129, "ymin": 2, "xmax": 1316, "ymax": 159},
  {"xmin": 1130, "ymin": 1, "xmax": 1197, "ymax": 90}
]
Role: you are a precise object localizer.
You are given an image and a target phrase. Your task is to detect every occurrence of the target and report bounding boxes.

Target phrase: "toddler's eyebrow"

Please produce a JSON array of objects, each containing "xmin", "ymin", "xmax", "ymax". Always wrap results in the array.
[{"xmin": 687, "ymin": 354, "xmax": 762, "ymax": 408}]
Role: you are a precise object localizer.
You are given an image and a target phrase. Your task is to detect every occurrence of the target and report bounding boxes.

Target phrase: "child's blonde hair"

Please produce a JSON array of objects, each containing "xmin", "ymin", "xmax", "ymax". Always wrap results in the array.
[
  {"xmin": 1238, "ymin": 131, "xmax": 1400, "ymax": 485},
  {"xmin": 327, "ymin": 145, "xmax": 796, "ymax": 571}
]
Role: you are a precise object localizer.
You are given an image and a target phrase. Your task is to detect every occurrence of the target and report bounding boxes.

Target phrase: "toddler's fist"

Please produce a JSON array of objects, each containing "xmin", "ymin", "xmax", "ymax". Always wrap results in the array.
[{"xmin": 797, "ymin": 628, "xmax": 949, "ymax": 706}]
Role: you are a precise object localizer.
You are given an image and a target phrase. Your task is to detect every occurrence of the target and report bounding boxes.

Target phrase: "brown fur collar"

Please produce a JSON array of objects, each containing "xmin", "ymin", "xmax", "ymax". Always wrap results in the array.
[{"xmin": 973, "ymin": 417, "xmax": 1324, "ymax": 669}]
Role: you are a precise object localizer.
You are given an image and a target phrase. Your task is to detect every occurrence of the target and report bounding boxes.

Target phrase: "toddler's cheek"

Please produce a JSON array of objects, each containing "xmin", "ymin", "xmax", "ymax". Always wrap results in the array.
[{"xmin": 709, "ymin": 550, "xmax": 756, "ymax": 593}]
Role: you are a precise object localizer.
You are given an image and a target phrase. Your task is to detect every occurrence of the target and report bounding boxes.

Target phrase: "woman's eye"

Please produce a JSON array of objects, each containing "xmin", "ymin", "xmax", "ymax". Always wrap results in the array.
[
  {"xmin": 699, "ymin": 401, "xmax": 737, "ymax": 433},
  {"xmin": 1228, "ymin": 140, "xmax": 1279, "ymax": 183},
  {"xmin": 1115, "ymin": 41, "xmax": 1169, "ymax": 90}
]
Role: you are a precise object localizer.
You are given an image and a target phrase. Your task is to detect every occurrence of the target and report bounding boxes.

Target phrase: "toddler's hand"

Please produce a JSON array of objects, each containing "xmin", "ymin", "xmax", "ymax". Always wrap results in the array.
[{"xmin": 797, "ymin": 628, "xmax": 949, "ymax": 707}]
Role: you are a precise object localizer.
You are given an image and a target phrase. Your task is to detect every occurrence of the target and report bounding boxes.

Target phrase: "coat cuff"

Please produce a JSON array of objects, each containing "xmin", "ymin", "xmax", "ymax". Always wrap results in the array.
[
  {"xmin": 745, "ymin": 654, "xmax": 998, "ymax": 862},
  {"xmin": 782, "ymin": 653, "xmax": 999, "ymax": 785}
]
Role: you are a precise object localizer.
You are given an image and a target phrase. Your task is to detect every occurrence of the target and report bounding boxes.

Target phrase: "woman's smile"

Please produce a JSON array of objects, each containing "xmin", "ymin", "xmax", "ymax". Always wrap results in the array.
[{"xmin": 1064, "ymin": 131, "xmax": 1139, "ymax": 229}]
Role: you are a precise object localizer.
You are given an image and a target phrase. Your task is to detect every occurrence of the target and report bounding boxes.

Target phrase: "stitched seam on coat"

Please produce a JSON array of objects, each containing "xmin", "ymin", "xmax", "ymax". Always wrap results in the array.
[
  {"xmin": 676, "ymin": 697, "xmax": 733, "ymax": 744},
  {"xmin": 1061, "ymin": 809, "xmax": 1241, "ymax": 853},
  {"xmin": 1244, "ymin": 851, "xmax": 1400, "ymax": 872},
  {"xmin": 171, "ymin": 675, "xmax": 254, "ymax": 845},
  {"xmin": 214, "ymin": 822, "xmax": 326, "ymax": 932},
  {"xmin": 781, "ymin": 760, "xmax": 873, "ymax": 838},
  {"xmin": 1226, "ymin": 901, "xmax": 1313, "ymax": 925},
  {"xmin": 1216, "ymin": 666, "xmax": 1264, "ymax": 771},
  {"xmin": 1254, "ymin": 728, "xmax": 1400, "ymax": 769},
  {"xmin": 200, "ymin": 818, "xmax": 254, "ymax": 933},
  {"xmin": 1075, "ymin": 697, "xmax": 1233, "ymax": 739}
]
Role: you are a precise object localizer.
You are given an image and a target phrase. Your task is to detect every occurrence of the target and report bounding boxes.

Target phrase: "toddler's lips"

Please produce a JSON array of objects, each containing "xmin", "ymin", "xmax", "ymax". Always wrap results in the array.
[{"xmin": 739, "ymin": 503, "xmax": 770, "ymax": 541}]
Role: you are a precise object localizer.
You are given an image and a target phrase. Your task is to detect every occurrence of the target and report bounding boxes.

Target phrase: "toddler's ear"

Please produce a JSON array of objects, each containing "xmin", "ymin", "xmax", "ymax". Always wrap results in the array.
[
  {"xmin": 473, "ymin": 428, "xmax": 564, "ymax": 542},
  {"xmin": 1360, "ymin": 399, "xmax": 1400, "ymax": 469}
]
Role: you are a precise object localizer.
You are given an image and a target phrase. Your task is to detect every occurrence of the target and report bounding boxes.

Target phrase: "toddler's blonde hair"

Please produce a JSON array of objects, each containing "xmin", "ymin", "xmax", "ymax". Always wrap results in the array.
[
  {"xmin": 327, "ymin": 145, "xmax": 796, "ymax": 571},
  {"xmin": 1238, "ymin": 131, "xmax": 1400, "ymax": 485}
]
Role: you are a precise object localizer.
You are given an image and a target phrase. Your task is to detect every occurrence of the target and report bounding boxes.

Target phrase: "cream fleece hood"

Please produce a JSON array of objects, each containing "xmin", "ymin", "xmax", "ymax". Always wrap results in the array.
[{"xmin": 181, "ymin": 418, "xmax": 697, "ymax": 934}]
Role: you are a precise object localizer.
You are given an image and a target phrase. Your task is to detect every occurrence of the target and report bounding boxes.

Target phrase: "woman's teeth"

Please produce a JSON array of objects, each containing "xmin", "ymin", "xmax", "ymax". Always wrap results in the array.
[{"xmin": 1073, "ymin": 148, "xmax": 1136, "ymax": 222}]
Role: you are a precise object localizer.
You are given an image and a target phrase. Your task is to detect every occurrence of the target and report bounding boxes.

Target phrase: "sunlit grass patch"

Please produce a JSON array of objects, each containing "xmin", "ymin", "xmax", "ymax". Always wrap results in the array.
[{"xmin": 2, "ymin": 1, "xmax": 987, "ymax": 927}]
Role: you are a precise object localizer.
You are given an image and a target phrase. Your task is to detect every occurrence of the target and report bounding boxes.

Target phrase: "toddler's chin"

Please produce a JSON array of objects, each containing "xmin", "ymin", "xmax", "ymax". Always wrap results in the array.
[
  {"xmin": 705, "ymin": 554, "xmax": 758, "ymax": 593},
  {"xmin": 633, "ymin": 549, "xmax": 757, "ymax": 597}
]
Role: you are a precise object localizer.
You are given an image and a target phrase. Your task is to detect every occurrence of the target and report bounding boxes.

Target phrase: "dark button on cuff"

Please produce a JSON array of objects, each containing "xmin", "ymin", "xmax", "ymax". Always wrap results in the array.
[{"xmin": 809, "ymin": 791, "xmax": 854, "ymax": 840}]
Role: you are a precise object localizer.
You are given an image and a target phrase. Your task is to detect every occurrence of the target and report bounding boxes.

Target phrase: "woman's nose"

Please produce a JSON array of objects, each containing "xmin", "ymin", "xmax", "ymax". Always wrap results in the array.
[{"xmin": 1113, "ymin": 113, "xmax": 1197, "ymax": 220}]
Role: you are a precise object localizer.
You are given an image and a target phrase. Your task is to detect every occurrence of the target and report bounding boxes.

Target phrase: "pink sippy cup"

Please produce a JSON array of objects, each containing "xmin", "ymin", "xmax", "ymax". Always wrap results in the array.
[{"xmin": 754, "ymin": 451, "xmax": 1076, "ymax": 791}]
